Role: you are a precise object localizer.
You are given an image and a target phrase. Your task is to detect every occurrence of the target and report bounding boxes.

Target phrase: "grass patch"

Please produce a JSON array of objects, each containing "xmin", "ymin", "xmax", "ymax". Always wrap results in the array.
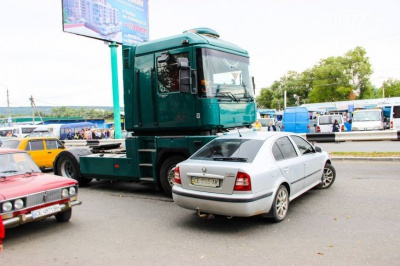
[{"xmin": 330, "ymin": 152, "xmax": 400, "ymax": 157}]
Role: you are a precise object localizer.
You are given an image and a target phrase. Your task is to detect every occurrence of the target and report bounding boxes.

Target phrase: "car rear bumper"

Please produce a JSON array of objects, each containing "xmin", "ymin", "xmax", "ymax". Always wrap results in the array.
[
  {"xmin": 172, "ymin": 186, "xmax": 274, "ymax": 217},
  {"xmin": 2, "ymin": 200, "xmax": 82, "ymax": 228}
]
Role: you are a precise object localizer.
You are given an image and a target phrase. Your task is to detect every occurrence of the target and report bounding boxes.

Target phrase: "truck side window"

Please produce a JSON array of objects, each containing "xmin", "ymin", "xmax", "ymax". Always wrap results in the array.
[{"xmin": 157, "ymin": 52, "xmax": 189, "ymax": 93}]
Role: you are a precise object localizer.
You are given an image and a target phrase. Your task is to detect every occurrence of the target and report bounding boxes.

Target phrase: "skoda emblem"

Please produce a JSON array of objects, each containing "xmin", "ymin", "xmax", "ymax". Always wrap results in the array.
[
  {"xmin": 202, "ymin": 167, "xmax": 207, "ymax": 173},
  {"xmin": 43, "ymin": 192, "xmax": 47, "ymax": 203}
]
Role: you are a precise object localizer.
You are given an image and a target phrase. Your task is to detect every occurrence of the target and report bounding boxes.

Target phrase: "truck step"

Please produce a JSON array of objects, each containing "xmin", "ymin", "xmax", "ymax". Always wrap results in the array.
[
  {"xmin": 139, "ymin": 177, "xmax": 154, "ymax": 182},
  {"xmin": 138, "ymin": 149, "xmax": 156, "ymax": 152},
  {"xmin": 139, "ymin": 163, "xmax": 153, "ymax": 167}
]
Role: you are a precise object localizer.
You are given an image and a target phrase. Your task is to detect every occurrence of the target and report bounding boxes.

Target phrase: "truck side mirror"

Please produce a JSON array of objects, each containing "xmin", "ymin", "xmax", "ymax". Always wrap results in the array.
[
  {"xmin": 177, "ymin": 58, "xmax": 191, "ymax": 94},
  {"xmin": 157, "ymin": 51, "xmax": 172, "ymax": 66}
]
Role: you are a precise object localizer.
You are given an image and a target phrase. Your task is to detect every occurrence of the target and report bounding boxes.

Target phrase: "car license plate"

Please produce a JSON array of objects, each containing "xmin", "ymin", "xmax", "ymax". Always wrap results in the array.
[
  {"xmin": 31, "ymin": 204, "xmax": 62, "ymax": 219},
  {"xmin": 191, "ymin": 177, "xmax": 219, "ymax": 187}
]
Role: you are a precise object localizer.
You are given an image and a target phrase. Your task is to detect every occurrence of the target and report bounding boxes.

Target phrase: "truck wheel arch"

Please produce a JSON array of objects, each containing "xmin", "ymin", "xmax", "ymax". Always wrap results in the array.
[{"xmin": 54, "ymin": 148, "xmax": 93, "ymax": 186}]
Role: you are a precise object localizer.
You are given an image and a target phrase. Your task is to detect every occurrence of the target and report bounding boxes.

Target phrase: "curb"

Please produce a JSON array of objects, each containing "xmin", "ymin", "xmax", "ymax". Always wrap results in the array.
[{"xmin": 331, "ymin": 157, "xmax": 400, "ymax": 162}]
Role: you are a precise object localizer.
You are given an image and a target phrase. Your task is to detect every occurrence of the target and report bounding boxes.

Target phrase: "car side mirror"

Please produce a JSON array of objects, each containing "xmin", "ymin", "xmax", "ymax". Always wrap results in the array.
[{"xmin": 315, "ymin": 146, "xmax": 322, "ymax": 153}]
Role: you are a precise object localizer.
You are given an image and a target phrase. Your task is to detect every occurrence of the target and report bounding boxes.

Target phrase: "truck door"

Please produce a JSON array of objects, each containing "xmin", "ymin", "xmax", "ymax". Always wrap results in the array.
[{"xmin": 155, "ymin": 49, "xmax": 197, "ymax": 130}]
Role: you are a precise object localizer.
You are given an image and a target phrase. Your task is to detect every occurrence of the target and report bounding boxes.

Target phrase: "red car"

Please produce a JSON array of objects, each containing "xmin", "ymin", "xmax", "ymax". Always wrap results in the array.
[{"xmin": 0, "ymin": 149, "xmax": 81, "ymax": 228}]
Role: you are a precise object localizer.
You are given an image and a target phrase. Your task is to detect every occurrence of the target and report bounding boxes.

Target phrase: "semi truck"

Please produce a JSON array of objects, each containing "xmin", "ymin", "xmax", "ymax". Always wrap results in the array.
[{"xmin": 54, "ymin": 28, "xmax": 257, "ymax": 196}]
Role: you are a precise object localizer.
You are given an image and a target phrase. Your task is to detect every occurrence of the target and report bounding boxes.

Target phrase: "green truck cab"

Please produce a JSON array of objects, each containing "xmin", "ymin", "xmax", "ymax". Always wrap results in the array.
[{"xmin": 54, "ymin": 28, "xmax": 257, "ymax": 195}]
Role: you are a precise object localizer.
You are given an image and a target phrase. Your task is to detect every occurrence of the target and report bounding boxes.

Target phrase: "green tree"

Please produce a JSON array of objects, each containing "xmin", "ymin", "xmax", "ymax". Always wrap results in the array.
[
  {"xmin": 379, "ymin": 79, "xmax": 400, "ymax": 98},
  {"xmin": 256, "ymin": 88, "xmax": 274, "ymax": 108}
]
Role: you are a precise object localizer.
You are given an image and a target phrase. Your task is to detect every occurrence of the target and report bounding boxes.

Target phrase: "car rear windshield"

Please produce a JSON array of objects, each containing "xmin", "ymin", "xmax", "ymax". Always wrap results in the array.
[
  {"xmin": 319, "ymin": 115, "xmax": 342, "ymax": 125},
  {"xmin": 0, "ymin": 140, "xmax": 20, "ymax": 149},
  {"xmin": 191, "ymin": 138, "xmax": 264, "ymax": 162}
]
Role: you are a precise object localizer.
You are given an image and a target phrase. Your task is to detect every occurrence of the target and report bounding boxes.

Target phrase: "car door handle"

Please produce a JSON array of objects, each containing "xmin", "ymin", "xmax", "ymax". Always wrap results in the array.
[
  {"xmin": 304, "ymin": 161, "xmax": 309, "ymax": 166},
  {"xmin": 48, "ymin": 152, "xmax": 52, "ymax": 154}
]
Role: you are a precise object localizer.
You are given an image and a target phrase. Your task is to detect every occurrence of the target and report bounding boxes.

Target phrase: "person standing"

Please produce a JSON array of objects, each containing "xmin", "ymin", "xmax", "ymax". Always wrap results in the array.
[
  {"xmin": 267, "ymin": 121, "xmax": 277, "ymax": 131},
  {"xmin": 66, "ymin": 129, "xmax": 74, "ymax": 140},
  {"xmin": 332, "ymin": 119, "xmax": 340, "ymax": 132},
  {"xmin": 0, "ymin": 215, "xmax": 5, "ymax": 252}
]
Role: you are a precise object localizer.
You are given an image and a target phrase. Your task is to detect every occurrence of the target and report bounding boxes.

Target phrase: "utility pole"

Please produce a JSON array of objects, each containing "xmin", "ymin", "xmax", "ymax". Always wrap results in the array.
[
  {"xmin": 29, "ymin": 95, "xmax": 43, "ymax": 124},
  {"xmin": 0, "ymin": 83, "xmax": 11, "ymax": 125}
]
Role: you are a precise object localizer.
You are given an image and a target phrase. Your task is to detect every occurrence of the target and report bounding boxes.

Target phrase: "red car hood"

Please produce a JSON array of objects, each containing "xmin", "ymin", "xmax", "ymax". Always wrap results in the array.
[{"xmin": 0, "ymin": 172, "xmax": 78, "ymax": 200}]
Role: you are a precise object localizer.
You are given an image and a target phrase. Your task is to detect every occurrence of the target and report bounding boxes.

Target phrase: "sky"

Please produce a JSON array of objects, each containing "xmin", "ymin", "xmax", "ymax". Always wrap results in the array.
[{"xmin": 0, "ymin": 0, "xmax": 399, "ymax": 107}]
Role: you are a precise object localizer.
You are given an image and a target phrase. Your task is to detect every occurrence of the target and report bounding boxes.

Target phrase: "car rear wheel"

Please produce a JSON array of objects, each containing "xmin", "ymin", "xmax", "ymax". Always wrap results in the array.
[
  {"xmin": 317, "ymin": 163, "xmax": 336, "ymax": 189},
  {"xmin": 55, "ymin": 209, "xmax": 72, "ymax": 222},
  {"xmin": 160, "ymin": 155, "xmax": 185, "ymax": 197},
  {"xmin": 271, "ymin": 185, "xmax": 289, "ymax": 223},
  {"xmin": 56, "ymin": 154, "xmax": 92, "ymax": 186}
]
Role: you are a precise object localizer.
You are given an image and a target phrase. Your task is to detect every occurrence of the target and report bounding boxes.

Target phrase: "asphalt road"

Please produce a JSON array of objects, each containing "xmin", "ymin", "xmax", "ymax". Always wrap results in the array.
[{"xmin": 2, "ymin": 161, "xmax": 400, "ymax": 265}]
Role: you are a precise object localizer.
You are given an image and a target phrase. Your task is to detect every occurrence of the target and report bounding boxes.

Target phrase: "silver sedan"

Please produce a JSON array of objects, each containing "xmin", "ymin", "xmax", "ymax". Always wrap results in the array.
[{"xmin": 172, "ymin": 131, "xmax": 335, "ymax": 222}]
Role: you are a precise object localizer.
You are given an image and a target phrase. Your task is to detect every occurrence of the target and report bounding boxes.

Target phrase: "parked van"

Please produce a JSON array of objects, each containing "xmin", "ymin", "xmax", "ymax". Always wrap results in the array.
[
  {"xmin": 281, "ymin": 107, "xmax": 310, "ymax": 133},
  {"xmin": 0, "ymin": 125, "xmax": 41, "ymax": 138},
  {"xmin": 315, "ymin": 115, "xmax": 345, "ymax": 133},
  {"xmin": 351, "ymin": 109, "xmax": 384, "ymax": 131},
  {"xmin": 382, "ymin": 104, "xmax": 400, "ymax": 130}
]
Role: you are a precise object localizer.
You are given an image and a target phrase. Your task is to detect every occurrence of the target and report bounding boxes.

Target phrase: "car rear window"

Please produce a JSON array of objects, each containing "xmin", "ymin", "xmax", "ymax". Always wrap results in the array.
[
  {"xmin": 0, "ymin": 140, "xmax": 20, "ymax": 149},
  {"xmin": 319, "ymin": 115, "xmax": 342, "ymax": 125},
  {"xmin": 191, "ymin": 138, "xmax": 264, "ymax": 162}
]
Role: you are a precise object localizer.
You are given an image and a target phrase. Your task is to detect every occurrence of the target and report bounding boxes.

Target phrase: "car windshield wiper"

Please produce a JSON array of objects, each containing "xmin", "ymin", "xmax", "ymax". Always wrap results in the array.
[
  {"xmin": 213, "ymin": 157, "xmax": 248, "ymax": 162},
  {"xmin": 1, "ymin": 170, "xmax": 18, "ymax": 173}
]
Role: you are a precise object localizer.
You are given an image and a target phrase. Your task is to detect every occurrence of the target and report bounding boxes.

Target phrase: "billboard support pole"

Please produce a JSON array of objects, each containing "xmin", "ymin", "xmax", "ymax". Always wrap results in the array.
[{"xmin": 109, "ymin": 41, "xmax": 122, "ymax": 139}]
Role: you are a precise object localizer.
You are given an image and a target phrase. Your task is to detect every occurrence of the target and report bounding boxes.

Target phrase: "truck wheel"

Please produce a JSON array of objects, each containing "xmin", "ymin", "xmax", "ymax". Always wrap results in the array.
[
  {"xmin": 56, "ymin": 154, "xmax": 92, "ymax": 186},
  {"xmin": 160, "ymin": 155, "xmax": 186, "ymax": 196},
  {"xmin": 55, "ymin": 209, "xmax": 72, "ymax": 222}
]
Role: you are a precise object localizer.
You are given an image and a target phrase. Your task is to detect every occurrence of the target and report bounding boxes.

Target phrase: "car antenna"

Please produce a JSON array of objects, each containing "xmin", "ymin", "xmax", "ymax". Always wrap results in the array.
[{"xmin": 237, "ymin": 128, "xmax": 242, "ymax": 137}]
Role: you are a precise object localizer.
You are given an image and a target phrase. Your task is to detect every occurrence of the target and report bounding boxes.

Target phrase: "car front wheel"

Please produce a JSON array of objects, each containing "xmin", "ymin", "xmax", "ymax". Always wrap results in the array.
[
  {"xmin": 55, "ymin": 209, "xmax": 72, "ymax": 222},
  {"xmin": 317, "ymin": 163, "xmax": 336, "ymax": 189}
]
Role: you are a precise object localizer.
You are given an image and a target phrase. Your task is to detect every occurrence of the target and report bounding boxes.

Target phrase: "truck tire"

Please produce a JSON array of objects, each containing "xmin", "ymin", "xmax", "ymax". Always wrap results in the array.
[
  {"xmin": 56, "ymin": 153, "xmax": 92, "ymax": 186},
  {"xmin": 160, "ymin": 155, "xmax": 186, "ymax": 197}
]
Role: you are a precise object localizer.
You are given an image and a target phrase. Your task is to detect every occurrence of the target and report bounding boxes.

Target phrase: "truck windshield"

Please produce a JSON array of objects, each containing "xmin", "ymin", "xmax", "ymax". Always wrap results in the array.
[
  {"xmin": 353, "ymin": 111, "xmax": 381, "ymax": 121},
  {"xmin": 196, "ymin": 49, "xmax": 254, "ymax": 101}
]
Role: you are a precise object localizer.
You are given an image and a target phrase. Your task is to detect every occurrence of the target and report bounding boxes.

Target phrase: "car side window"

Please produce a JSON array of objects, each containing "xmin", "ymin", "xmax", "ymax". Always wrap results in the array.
[
  {"xmin": 291, "ymin": 135, "xmax": 315, "ymax": 155},
  {"xmin": 272, "ymin": 143, "xmax": 284, "ymax": 161},
  {"xmin": 45, "ymin": 140, "xmax": 57, "ymax": 150},
  {"xmin": 273, "ymin": 137, "xmax": 298, "ymax": 161},
  {"xmin": 26, "ymin": 140, "xmax": 44, "ymax": 151}
]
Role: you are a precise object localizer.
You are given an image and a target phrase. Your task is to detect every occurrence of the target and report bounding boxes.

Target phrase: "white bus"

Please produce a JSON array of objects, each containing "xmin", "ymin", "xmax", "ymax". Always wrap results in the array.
[{"xmin": 351, "ymin": 109, "xmax": 384, "ymax": 131}]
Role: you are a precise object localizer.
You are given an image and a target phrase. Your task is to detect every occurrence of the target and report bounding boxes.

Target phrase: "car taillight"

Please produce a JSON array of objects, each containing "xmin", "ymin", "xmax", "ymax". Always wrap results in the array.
[
  {"xmin": 341, "ymin": 125, "xmax": 344, "ymax": 131},
  {"xmin": 391, "ymin": 121, "xmax": 393, "ymax": 129},
  {"xmin": 234, "ymin": 172, "xmax": 251, "ymax": 191},
  {"xmin": 174, "ymin": 166, "xmax": 181, "ymax": 185},
  {"xmin": 316, "ymin": 126, "xmax": 321, "ymax": 132}
]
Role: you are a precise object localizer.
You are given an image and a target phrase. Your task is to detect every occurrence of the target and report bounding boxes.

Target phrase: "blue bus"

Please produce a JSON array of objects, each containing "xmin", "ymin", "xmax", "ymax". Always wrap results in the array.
[{"xmin": 59, "ymin": 122, "xmax": 95, "ymax": 140}]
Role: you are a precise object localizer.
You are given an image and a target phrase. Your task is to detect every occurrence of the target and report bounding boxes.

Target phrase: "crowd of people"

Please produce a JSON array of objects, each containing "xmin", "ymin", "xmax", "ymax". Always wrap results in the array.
[{"xmin": 66, "ymin": 126, "xmax": 115, "ymax": 140}]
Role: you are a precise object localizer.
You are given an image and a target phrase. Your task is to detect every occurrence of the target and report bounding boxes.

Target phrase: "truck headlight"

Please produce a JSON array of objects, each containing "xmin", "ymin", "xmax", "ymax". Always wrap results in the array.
[
  {"xmin": 2, "ymin": 201, "xmax": 12, "ymax": 212},
  {"xmin": 14, "ymin": 199, "xmax": 24, "ymax": 210}
]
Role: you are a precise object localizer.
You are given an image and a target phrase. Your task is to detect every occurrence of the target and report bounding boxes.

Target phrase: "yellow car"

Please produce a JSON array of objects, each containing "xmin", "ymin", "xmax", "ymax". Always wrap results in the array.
[{"xmin": 0, "ymin": 137, "xmax": 66, "ymax": 170}]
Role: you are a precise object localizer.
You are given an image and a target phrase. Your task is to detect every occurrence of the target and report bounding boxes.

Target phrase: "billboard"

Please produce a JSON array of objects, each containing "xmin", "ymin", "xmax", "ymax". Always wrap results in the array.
[{"xmin": 62, "ymin": 0, "xmax": 149, "ymax": 44}]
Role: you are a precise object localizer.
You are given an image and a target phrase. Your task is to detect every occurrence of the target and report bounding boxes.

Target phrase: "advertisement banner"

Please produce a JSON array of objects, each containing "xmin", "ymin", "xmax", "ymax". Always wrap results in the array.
[{"xmin": 62, "ymin": 0, "xmax": 149, "ymax": 44}]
